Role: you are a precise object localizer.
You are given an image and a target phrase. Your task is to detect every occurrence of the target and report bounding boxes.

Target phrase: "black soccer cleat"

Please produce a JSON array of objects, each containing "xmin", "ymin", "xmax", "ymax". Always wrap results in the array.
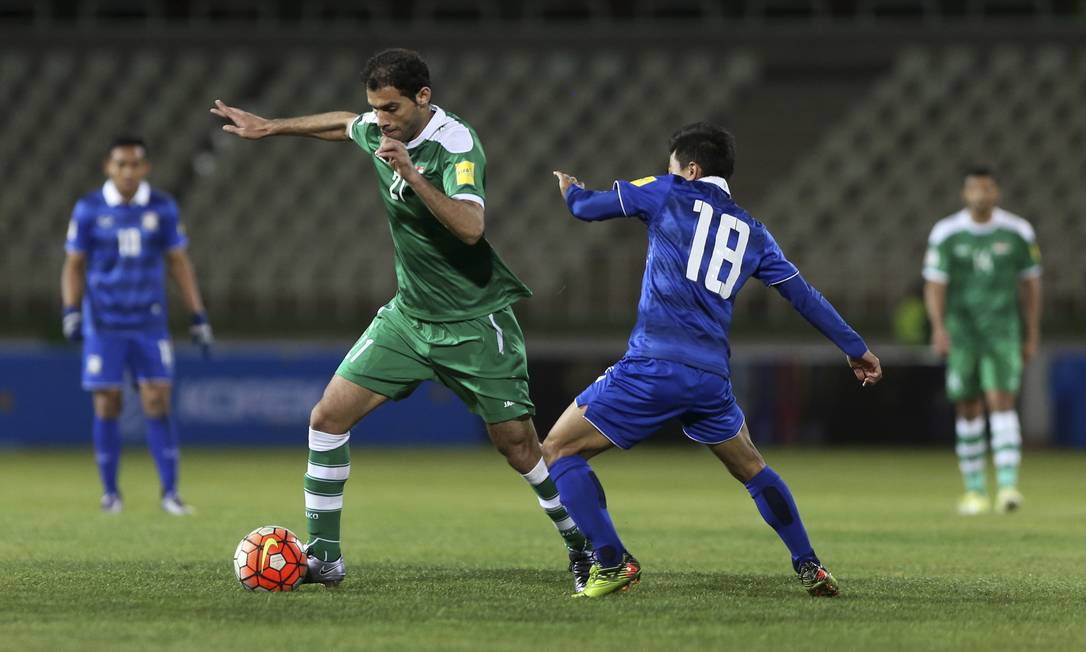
[
  {"xmin": 797, "ymin": 560, "xmax": 839, "ymax": 597},
  {"xmin": 568, "ymin": 547, "xmax": 593, "ymax": 594}
]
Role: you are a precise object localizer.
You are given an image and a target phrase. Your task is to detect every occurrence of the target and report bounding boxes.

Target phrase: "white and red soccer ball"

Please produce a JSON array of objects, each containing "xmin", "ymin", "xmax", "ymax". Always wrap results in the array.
[{"xmin": 233, "ymin": 525, "xmax": 306, "ymax": 592}]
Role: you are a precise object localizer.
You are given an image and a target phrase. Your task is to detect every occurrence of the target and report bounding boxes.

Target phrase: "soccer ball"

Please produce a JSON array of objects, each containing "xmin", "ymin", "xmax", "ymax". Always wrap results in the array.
[{"xmin": 233, "ymin": 525, "xmax": 307, "ymax": 592}]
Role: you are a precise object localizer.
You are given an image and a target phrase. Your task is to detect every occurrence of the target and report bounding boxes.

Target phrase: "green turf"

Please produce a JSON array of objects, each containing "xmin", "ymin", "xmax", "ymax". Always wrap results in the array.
[{"xmin": 1, "ymin": 447, "xmax": 1084, "ymax": 651}]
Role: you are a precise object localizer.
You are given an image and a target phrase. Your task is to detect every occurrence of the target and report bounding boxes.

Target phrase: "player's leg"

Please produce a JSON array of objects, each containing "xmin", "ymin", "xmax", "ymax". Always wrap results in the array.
[
  {"xmin": 131, "ymin": 336, "xmax": 189, "ymax": 514},
  {"xmin": 704, "ymin": 421, "xmax": 838, "ymax": 596},
  {"xmin": 542, "ymin": 402, "xmax": 642, "ymax": 597},
  {"xmin": 91, "ymin": 389, "xmax": 123, "ymax": 512},
  {"xmin": 983, "ymin": 339, "xmax": 1025, "ymax": 512},
  {"xmin": 947, "ymin": 343, "xmax": 990, "ymax": 514},
  {"xmin": 484, "ymin": 416, "xmax": 590, "ymax": 557},
  {"xmin": 83, "ymin": 333, "xmax": 125, "ymax": 512},
  {"xmin": 303, "ymin": 302, "xmax": 431, "ymax": 584},
  {"xmin": 429, "ymin": 306, "xmax": 593, "ymax": 590}
]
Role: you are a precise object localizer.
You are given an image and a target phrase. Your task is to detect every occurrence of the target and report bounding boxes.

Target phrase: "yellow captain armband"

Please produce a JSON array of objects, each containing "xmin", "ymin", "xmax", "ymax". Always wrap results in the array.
[{"xmin": 630, "ymin": 176, "xmax": 657, "ymax": 187}]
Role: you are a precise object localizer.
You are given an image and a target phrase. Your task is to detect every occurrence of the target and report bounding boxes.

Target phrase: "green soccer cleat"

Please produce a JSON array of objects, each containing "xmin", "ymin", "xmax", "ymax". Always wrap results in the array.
[
  {"xmin": 958, "ymin": 491, "xmax": 990, "ymax": 516},
  {"xmin": 995, "ymin": 487, "xmax": 1024, "ymax": 514},
  {"xmin": 576, "ymin": 553, "xmax": 641, "ymax": 598},
  {"xmin": 797, "ymin": 561, "xmax": 839, "ymax": 597}
]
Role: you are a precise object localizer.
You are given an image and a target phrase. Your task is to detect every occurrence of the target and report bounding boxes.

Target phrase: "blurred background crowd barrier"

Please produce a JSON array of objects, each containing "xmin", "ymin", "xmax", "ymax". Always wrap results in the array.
[{"xmin": 1, "ymin": 1, "xmax": 1084, "ymax": 447}]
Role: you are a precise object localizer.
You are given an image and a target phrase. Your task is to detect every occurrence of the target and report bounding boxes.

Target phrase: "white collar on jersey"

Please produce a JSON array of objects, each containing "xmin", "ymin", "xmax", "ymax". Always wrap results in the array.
[
  {"xmin": 696, "ymin": 175, "xmax": 731, "ymax": 195},
  {"xmin": 103, "ymin": 180, "xmax": 151, "ymax": 207},
  {"xmin": 405, "ymin": 105, "xmax": 448, "ymax": 150}
]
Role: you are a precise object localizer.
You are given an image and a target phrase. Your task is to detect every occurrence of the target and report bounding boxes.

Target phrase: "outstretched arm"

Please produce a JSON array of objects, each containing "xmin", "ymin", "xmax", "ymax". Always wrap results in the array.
[
  {"xmin": 211, "ymin": 99, "xmax": 357, "ymax": 141},
  {"xmin": 553, "ymin": 171, "xmax": 626, "ymax": 222},
  {"xmin": 775, "ymin": 273, "xmax": 882, "ymax": 386}
]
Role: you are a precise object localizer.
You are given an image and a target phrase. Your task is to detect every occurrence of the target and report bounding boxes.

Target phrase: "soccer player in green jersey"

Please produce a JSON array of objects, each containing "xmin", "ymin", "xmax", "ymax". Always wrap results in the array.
[
  {"xmin": 923, "ymin": 166, "xmax": 1042, "ymax": 515},
  {"xmin": 211, "ymin": 49, "xmax": 592, "ymax": 589}
]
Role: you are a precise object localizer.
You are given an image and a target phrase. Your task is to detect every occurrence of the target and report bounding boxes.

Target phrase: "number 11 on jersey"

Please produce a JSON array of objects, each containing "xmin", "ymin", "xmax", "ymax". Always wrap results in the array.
[{"xmin": 685, "ymin": 200, "xmax": 749, "ymax": 299}]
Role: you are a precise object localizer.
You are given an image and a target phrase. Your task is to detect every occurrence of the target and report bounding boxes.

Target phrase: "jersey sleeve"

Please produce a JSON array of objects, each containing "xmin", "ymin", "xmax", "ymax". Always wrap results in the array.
[
  {"xmin": 752, "ymin": 228, "xmax": 799, "ymax": 286},
  {"xmin": 161, "ymin": 200, "xmax": 188, "ymax": 251},
  {"xmin": 65, "ymin": 201, "xmax": 93, "ymax": 253},
  {"xmin": 922, "ymin": 230, "xmax": 951, "ymax": 283},
  {"xmin": 347, "ymin": 112, "xmax": 378, "ymax": 154},
  {"xmin": 612, "ymin": 175, "xmax": 674, "ymax": 221},
  {"xmin": 1015, "ymin": 226, "xmax": 1042, "ymax": 279},
  {"xmin": 440, "ymin": 136, "xmax": 486, "ymax": 207}
]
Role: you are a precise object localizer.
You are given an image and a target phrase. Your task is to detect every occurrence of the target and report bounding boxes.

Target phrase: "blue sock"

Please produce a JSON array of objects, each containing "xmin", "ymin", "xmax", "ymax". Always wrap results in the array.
[
  {"xmin": 745, "ymin": 466, "xmax": 818, "ymax": 572},
  {"xmin": 145, "ymin": 416, "xmax": 179, "ymax": 496},
  {"xmin": 92, "ymin": 417, "xmax": 121, "ymax": 496},
  {"xmin": 549, "ymin": 455, "xmax": 625, "ymax": 567}
]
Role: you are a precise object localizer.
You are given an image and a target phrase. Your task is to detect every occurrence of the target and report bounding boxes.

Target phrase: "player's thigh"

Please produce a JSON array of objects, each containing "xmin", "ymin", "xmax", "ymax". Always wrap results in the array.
[
  {"xmin": 681, "ymin": 369, "xmax": 746, "ymax": 447},
  {"xmin": 138, "ymin": 381, "xmax": 172, "ymax": 418},
  {"xmin": 706, "ymin": 422, "xmax": 767, "ymax": 483},
  {"xmin": 945, "ymin": 343, "xmax": 982, "ymax": 402},
  {"xmin": 569, "ymin": 357, "xmax": 686, "ymax": 451},
  {"xmin": 129, "ymin": 335, "xmax": 175, "ymax": 385},
  {"xmin": 82, "ymin": 332, "xmax": 126, "ymax": 392},
  {"xmin": 542, "ymin": 402, "xmax": 616, "ymax": 465},
  {"xmin": 980, "ymin": 338, "xmax": 1023, "ymax": 399},
  {"xmin": 431, "ymin": 306, "xmax": 535, "ymax": 423},
  {"xmin": 334, "ymin": 302, "xmax": 434, "ymax": 406}
]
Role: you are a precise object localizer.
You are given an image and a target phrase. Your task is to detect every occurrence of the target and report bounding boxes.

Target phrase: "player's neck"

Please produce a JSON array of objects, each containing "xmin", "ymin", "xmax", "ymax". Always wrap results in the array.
[
  {"xmin": 407, "ymin": 108, "xmax": 436, "ymax": 142},
  {"xmin": 967, "ymin": 207, "xmax": 994, "ymax": 224}
]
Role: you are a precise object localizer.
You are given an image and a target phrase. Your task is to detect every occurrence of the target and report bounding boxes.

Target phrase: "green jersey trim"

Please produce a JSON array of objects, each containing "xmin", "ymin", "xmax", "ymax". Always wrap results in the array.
[{"xmin": 922, "ymin": 208, "xmax": 1040, "ymax": 283}]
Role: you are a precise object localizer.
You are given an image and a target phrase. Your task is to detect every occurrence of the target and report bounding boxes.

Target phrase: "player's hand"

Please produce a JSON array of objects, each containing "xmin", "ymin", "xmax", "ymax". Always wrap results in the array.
[
  {"xmin": 930, "ymin": 326, "xmax": 950, "ymax": 357},
  {"xmin": 553, "ymin": 171, "xmax": 584, "ymax": 197},
  {"xmin": 375, "ymin": 137, "xmax": 420, "ymax": 183},
  {"xmin": 62, "ymin": 307, "xmax": 82, "ymax": 342},
  {"xmin": 190, "ymin": 312, "xmax": 213, "ymax": 359},
  {"xmin": 211, "ymin": 99, "xmax": 273, "ymax": 139},
  {"xmin": 848, "ymin": 350, "xmax": 882, "ymax": 387},
  {"xmin": 1022, "ymin": 332, "xmax": 1040, "ymax": 364}
]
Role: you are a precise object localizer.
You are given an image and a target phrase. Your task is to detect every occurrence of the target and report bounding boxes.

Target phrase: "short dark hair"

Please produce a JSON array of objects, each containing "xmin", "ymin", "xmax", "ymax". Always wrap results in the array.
[
  {"xmin": 107, "ymin": 136, "xmax": 149, "ymax": 158},
  {"xmin": 361, "ymin": 48, "xmax": 431, "ymax": 99},
  {"xmin": 669, "ymin": 122, "xmax": 736, "ymax": 179},
  {"xmin": 964, "ymin": 164, "xmax": 997, "ymax": 181}
]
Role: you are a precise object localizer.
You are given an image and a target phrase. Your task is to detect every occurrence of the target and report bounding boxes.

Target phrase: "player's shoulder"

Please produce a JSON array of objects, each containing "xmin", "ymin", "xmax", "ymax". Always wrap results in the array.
[
  {"xmin": 928, "ymin": 210, "xmax": 970, "ymax": 245},
  {"xmin": 992, "ymin": 208, "xmax": 1036, "ymax": 242},
  {"xmin": 73, "ymin": 188, "xmax": 106, "ymax": 216},
  {"xmin": 429, "ymin": 108, "xmax": 477, "ymax": 155},
  {"xmin": 148, "ymin": 187, "xmax": 178, "ymax": 211}
]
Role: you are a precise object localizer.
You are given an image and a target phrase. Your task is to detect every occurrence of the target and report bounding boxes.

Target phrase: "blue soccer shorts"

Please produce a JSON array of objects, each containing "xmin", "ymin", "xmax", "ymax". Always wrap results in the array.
[
  {"xmin": 82, "ymin": 331, "xmax": 174, "ymax": 390},
  {"xmin": 575, "ymin": 356, "xmax": 745, "ymax": 449}
]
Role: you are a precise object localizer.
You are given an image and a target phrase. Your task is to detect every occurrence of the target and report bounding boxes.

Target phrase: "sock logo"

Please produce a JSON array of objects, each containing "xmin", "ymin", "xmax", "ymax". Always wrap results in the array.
[
  {"xmin": 305, "ymin": 511, "xmax": 320, "ymax": 520},
  {"xmin": 259, "ymin": 538, "xmax": 280, "ymax": 571}
]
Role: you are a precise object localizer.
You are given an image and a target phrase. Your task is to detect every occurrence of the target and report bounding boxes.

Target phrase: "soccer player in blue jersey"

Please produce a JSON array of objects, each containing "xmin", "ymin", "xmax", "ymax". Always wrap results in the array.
[
  {"xmin": 543, "ymin": 122, "xmax": 883, "ymax": 598},
  {"xmin": 61, "ymin": 137, "xmax": 213, "ymax": 515}
]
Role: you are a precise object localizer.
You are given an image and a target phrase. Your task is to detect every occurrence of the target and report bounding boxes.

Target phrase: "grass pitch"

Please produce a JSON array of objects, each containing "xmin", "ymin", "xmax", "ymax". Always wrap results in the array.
[{"xmin": 2, "ymin": 446, "xmax": 1084, "ymax": 651}]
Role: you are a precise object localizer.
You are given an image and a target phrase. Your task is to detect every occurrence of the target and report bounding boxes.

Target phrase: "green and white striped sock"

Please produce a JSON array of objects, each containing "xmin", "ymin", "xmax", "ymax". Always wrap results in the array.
[
  {"xmin": 955, "ymin": 416, "xmax": 987, "ymax": 494},
  {"xmin": 305, "ymin": 428, "xmax": 350, "ymax": 562},
  {"xmin": 990, "ymin": 410, "xmax": 1022, "ymax": 489},
  {"xmin": 522, "ymin": 458, "xmax": 588, "ymax": 551}
]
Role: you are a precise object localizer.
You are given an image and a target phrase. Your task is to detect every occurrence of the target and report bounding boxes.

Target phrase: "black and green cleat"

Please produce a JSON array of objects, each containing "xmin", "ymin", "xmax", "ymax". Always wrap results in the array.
[
  {"xmin": 797, "ymin": 561, "xmax": 839, "ymax": 597},
  {"xmin": 575, "ymin": 553, "xmax": 641, "ymax": 598}
]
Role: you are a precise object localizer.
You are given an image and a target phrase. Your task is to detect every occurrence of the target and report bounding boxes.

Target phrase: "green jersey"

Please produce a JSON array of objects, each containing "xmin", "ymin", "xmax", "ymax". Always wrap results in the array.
[
  {"xmin": 923, "ymin": 208, "xmax": 1041, "ymax": 341},
  {"xmin": 347, "ymin": 106, "xmax": 531, "ymax": 321}
]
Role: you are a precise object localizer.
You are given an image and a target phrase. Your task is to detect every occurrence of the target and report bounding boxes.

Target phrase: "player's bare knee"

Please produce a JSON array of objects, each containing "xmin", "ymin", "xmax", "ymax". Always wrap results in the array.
[
  {"xmin": 309, "ymin": 402, "xmax": 347, "ymax": 434},
  {"xmin": 140, "ymin": 388, "xmax": 170, "ymax": 418},
  {"xmin": 93, "ymin": 391, "xmax": 123, "ymax": 419}
]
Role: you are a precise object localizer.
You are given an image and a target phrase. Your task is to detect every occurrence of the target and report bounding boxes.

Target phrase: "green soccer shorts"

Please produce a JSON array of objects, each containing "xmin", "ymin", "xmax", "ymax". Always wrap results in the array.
[
  {"xmin": 335, "ymin": 300, "xmax": 534, "ymax": 423},
  {"xmin": 945, "ymin": 336, "xmax": 1023, "ymax": 401}
]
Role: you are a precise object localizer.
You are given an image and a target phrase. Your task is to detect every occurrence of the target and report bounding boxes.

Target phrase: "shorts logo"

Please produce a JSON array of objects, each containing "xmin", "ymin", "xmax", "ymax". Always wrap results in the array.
[
  {"xmin": 86, "ymin": 354, "xmax": 103, "ymax": 375},
  {"xmin": 142, "ymin": 211, "xmax": 159, "ymax": 231},
  {"xmin": 455, "ymin": 161, "xmax": 476, "ymax": 186},
  {"xmin": 630, "ymin": 176, "xmax": 657, "ymax": 187},
  {"xmin": 503, "ymin": 401, "xmax": 515, "ymax": 408}
]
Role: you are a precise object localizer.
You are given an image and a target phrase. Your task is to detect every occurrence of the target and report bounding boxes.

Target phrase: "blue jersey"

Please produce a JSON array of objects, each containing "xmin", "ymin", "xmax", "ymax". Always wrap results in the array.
[
  {"xmin": 65, "ymin": 181, "xmax": 187, "ymax": 336},
  {"xmin": 566, "ymin": 174, "xmax": 866, "ymax": 377}
]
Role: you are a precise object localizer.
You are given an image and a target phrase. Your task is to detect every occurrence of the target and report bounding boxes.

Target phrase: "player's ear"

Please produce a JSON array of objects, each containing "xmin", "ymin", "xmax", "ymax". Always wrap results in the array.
[{"xmin": 415, "ymin": 86, "xmax": 432, "ymax": 107}]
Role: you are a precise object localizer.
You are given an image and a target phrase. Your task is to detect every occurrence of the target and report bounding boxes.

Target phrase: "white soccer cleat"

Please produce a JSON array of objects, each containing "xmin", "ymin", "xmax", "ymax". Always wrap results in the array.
[
  {"xmin": 100, "ymin": 493, "xmax": 123, "ymax": 514},
  {"xmin": 957, "ymin": 491, "xmax": 990, "ymax": 516},
  {"xmin": 995, "ymin": 487, "xmax": 1024, "ymax": 514},
  {"xmin": 161, "ymin": 492, "xmax": 194, "ymax": 516}
]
